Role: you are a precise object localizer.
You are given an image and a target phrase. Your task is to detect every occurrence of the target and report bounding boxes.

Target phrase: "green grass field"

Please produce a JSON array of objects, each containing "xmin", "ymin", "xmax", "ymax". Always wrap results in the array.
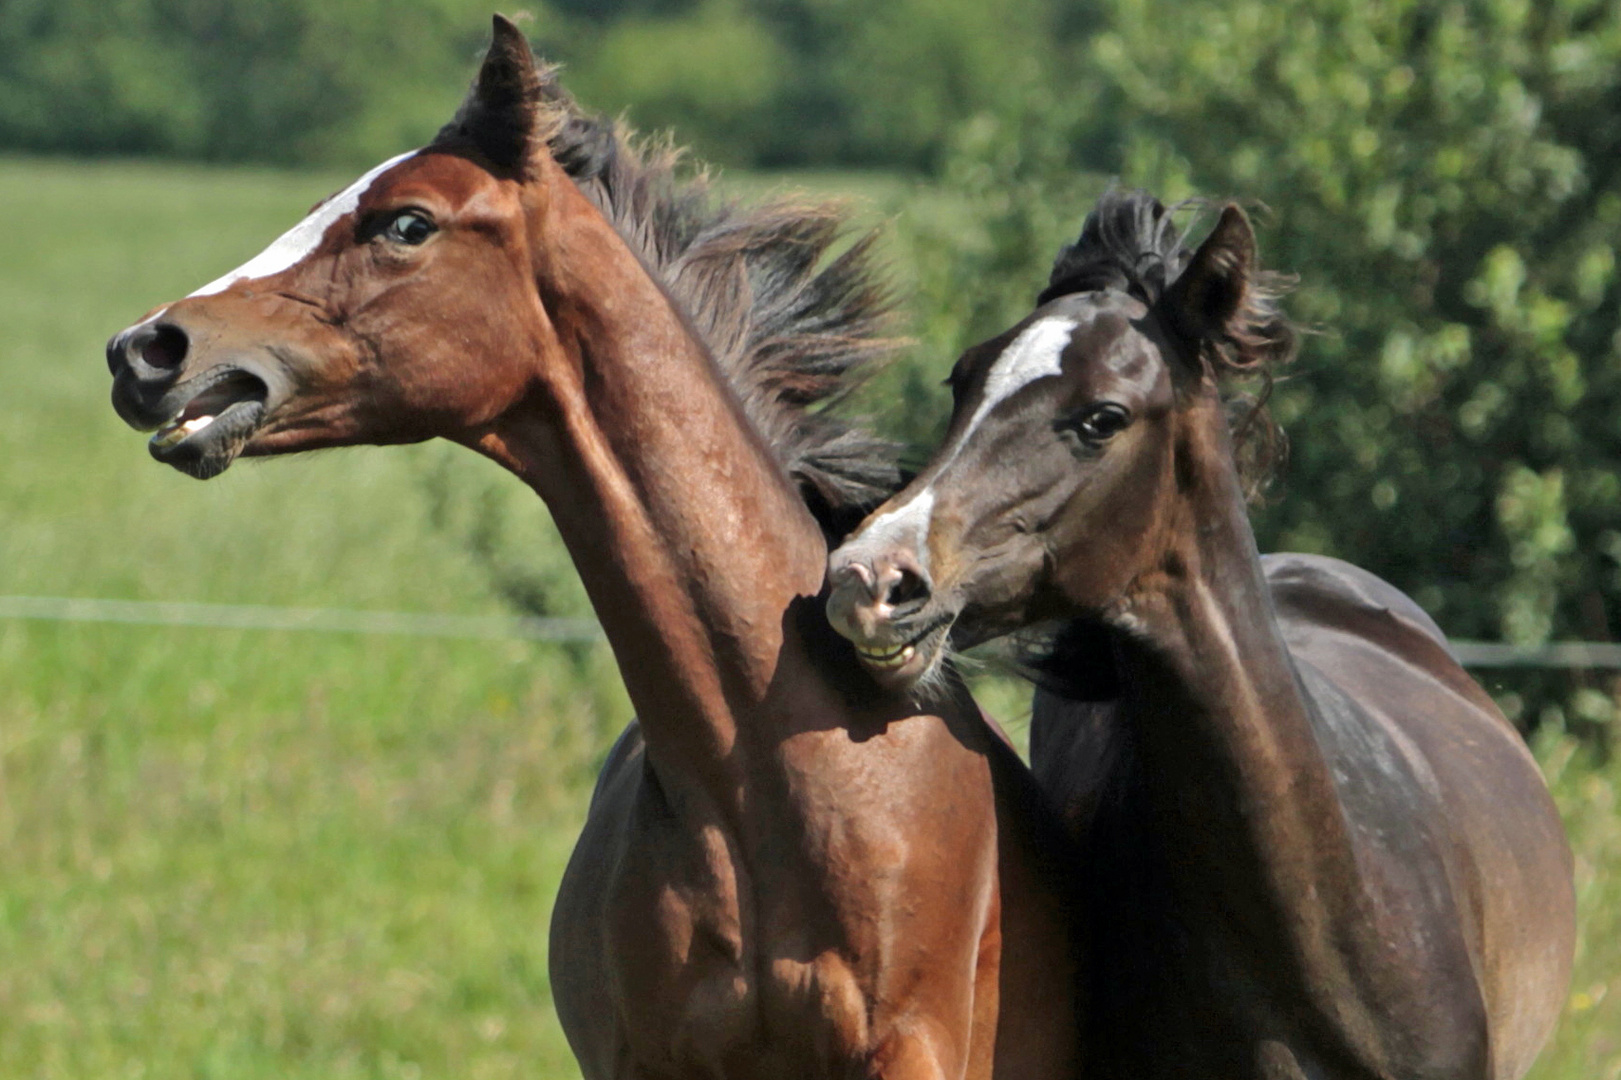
[{"xmin": 1, "ymin": 156, "xmax": 1615, "ymax": 1078}]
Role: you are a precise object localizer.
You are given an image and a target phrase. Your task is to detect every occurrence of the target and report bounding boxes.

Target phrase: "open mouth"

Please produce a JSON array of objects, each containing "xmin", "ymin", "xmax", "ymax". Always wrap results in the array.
[
  {"xmin": 850, "ymin": 617, "xmax": 953, "ymax": 689},
  {"xmin": 147, "ymin": 369, "xmax": 270, "ymax": 480}
]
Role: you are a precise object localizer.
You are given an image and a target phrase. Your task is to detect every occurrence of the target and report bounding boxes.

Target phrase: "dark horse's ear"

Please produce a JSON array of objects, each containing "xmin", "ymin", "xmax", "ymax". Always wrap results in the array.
[
  {"xmin": 445, "ymin": 15, "xmax": 548, "ymax": 176},
  {"xmin": 1161, "ymin": 204, "xmax": 1255, "ymax": 353}
]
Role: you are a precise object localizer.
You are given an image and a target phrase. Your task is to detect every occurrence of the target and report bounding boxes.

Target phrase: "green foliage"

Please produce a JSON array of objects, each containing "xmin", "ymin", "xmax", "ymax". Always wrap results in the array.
[
  {"xmin": 751, "ymin": 0, "xmax": 1064, "ymax": 168},
  {"xmin": 549, "ymin": 0, "xmax": 790, "ymax": 165},
  {"xmin": 0, "ymin": 0, "xmax": 495, "ymax": 165},
  {"xmin": 0, "ymin": 0, "xmax": 1065, "ymax": 169}
]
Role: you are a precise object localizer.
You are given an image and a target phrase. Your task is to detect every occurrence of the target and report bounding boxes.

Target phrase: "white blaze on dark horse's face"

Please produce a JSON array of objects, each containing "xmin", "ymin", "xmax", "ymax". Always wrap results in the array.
[{"xmin": 827, "ymin": 288, "xmax": 1182, "ymax": 689}]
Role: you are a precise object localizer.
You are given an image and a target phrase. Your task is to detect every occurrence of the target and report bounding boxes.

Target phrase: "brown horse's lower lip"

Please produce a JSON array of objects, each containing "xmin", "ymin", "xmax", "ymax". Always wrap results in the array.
[{"xmin": 148, "ymin": 397, "xmax": 267, "ymax": 480}]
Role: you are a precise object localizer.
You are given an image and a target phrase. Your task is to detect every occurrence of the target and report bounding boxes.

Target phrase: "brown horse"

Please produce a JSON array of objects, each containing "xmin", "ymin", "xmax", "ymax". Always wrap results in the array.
[
  {"xmin": 826, "ymin": 191, "xmax": 1574, "ymax": 1079},
  {"xmin": 105, "ymin": 18, "xmax": 1081, "ymax": 1080}
]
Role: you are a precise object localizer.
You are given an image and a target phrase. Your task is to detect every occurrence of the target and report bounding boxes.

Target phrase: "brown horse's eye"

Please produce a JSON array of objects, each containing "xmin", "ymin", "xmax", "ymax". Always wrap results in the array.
[
  {"xmin": 1059, "ymin": 403, "xmax": 1132, "ymax": 445},
  {"xmin": 383, "ymin": 210, "xmax": 437, "ymax": 246}
]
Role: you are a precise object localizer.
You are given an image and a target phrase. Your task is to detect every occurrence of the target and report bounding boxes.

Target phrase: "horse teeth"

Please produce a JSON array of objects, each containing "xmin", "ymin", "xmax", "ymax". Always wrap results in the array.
[
  {"xmin": 150, "ymin": 414, "xmax": 216, "ymax": 450},
  {"xmin": 856, "ymin": 643, "xmax": 916, "ymax": 669},
  {"xmin": 151, "ymin": 425, "xmax": 185, "ymax": 449}
]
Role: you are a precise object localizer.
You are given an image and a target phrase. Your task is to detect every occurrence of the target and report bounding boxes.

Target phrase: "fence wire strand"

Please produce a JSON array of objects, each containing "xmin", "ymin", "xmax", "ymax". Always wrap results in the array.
[{"xmin": 6, "ymin": 595, "xmax": 1621, "ymax": 667}]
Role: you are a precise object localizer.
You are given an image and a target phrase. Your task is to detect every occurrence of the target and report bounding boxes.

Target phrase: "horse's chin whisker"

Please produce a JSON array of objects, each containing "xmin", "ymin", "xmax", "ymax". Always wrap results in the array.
[{"xmin": 902, "ymin": 637, "xmax": 968, "ymax": 714}]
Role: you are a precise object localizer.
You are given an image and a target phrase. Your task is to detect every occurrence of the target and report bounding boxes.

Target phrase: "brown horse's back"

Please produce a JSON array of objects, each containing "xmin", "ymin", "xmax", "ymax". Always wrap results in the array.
[{"xmin": 1264, "ymin": 553, "xmax": 1575, "ymax": 1079}]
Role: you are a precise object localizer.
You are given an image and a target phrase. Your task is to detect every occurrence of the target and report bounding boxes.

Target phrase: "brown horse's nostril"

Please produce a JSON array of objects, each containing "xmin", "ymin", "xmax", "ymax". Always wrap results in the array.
[
  {"xmin": 111, "ymin": 322, "xmax": 191, "ymax": 383},
  {"xmin": 140, "ymin": 324, "xmax": 189, "ymax": 370}
]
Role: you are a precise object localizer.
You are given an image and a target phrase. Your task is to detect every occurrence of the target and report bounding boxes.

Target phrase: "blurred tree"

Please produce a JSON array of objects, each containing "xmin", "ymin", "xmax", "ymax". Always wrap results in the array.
[
  {"xmin": 0, "ymin": 0, "xmax": 493, "ymax": 165},
  {"xmin": 549, "ymin": 0, "xmax": 789, "ymax": 165},
  {"xmin": 752, "ymin": 0, "xmax": 1062, "ymax": 168},
  {"xmin": 0, "ymin": 0, "xmax": 1063, "ymax": 169}
]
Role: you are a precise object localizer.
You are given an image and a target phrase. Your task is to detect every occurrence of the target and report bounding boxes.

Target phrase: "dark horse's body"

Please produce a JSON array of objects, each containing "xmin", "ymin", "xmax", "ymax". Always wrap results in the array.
[
  {"xmin": 1031, "ymin": 553, "xmax": 1569, "ymax": 1078},
  {"xmin": 104, "ymin": 20, "xmax": 1080, "ymax": 1080},
  {"xmin": 827, "ymin": 191, "xmax": 1574, "ymax": 1078}
]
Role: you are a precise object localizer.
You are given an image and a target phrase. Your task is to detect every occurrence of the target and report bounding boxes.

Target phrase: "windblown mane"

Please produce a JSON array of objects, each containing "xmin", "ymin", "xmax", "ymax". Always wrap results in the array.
[
  {"xmin": 527, "ymin": 69, "xmax": 902, "ymax": 536},
  {"xmin": 1038, "ymin": 189, "xmax": 1296, "ymax": 501}
]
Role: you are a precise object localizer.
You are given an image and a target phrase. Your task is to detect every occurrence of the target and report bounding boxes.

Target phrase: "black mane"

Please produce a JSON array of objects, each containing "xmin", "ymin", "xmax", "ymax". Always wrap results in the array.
[
  {"xmin": 533, "ymin": 73, "xmax": 903, "ymax": 537},
  {"xmin": 1038, "ymin": 188, "xmax": 1194, "ymax": 308}
]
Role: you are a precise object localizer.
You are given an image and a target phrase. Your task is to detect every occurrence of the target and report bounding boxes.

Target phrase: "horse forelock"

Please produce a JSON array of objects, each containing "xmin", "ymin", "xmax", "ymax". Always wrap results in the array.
[
  {"xmin": 527, "ymin": 74, "xmax": 903, "ymax": 537},
  {"xmin": 1040, "ymin": 188, "xmax": 1296, "ymax": 503},
  {"xmin": 1039, "ymin": 189, "xmax": 1192, "ymax": 309}
]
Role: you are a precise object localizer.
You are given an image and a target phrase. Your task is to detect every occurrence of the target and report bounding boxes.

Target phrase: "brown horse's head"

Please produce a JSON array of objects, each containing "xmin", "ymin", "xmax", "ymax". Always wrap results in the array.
[
  {"xmin": 826, "ymin": 191, "xmax": 1293, "ymax": 690},
  {"xmin": 106, "ymin": 18, "xmax": 581, "ymax": 479}
]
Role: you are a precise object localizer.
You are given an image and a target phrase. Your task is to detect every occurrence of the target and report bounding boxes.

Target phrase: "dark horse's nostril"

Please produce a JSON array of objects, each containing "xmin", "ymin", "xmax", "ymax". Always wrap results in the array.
[
  {"xmin": 139, "ymin": 324, "xmax": 189, "ymax": 370},
  {"xmin": 886, "ymin": 566, "xmax": 930, "ymax": 608}
]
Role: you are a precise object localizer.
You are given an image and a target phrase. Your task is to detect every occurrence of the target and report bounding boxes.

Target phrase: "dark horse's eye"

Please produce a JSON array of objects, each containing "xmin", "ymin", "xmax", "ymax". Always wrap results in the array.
[
  {"xmin": 1059, "ymin": 403, "xmax": 1132, "ymax": 445},
  {"xmin": 383, "ymin": 210, "xmax": 437, "ymax": 246}
]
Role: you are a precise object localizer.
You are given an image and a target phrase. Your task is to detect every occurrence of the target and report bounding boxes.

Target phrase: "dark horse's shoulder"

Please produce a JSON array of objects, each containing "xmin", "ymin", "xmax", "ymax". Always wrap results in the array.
[
  {"xmin": 1258, "ymin": 553, "xmax": 1484, "ymax": 689},
  {"xmin": 1261, "ymin": 552, "xmax": 1448, "ymax": 650},
  {"xmin": 588, "ymin": 720, "xmax": 646, "ymax": 810},
  {"xmin": 1260, "ymin": 551, "xmax": 1518, "ymax": 743}
]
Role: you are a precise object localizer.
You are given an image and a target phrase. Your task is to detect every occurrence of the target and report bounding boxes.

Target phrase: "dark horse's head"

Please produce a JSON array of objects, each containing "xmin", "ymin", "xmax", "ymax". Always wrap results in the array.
[
  {"xmin": 826, "ymin": 191, "xmax": 1294, "ymax": 690},
  {"xmin": 105, "ymin": 17, "xmax": 897, "ymax": 524}
]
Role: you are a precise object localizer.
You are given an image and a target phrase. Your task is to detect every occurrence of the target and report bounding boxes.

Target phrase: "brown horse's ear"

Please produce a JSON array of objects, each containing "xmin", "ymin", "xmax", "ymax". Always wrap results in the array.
[
  {"xmin": 447, "ymin": 15, "xmax": 548, "ymax": 175},
  {"xmin": 1161, "ymin": 204, "xmax": 1255, "ymax": 349}
]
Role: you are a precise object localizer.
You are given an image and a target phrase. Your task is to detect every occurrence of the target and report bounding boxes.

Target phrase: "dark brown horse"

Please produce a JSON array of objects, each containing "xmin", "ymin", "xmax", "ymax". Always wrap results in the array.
[
  {"xmin": 105, "ymin": 18, "xmax": 1081, "ymax": 1080},
  {"xmin": 826, "ymin": 191, "xmax": 1574, "ymax": 1079}
]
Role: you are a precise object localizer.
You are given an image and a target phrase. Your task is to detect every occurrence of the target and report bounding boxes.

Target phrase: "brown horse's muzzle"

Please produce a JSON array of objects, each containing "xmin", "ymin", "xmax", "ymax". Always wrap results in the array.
[{"xmin": 107, "ymin": 309, "xmax": 277, "ymax": 480}]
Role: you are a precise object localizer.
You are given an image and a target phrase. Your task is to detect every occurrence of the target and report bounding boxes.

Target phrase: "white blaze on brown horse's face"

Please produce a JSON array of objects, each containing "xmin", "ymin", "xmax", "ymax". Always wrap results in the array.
[
  {"xmin": 827, "ymin": 290, "xmax": 1180, "ymax": 689},
  {"xmin": 188, "ymin": 151, "xmax": 421, "ymax": 299},
  {"xmin": 107, "ymin": 20, "xmax": 559, "ymax": 480}
]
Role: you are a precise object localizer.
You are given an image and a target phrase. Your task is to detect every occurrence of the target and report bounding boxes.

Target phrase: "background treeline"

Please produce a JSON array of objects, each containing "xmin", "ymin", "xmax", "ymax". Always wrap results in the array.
[
  {"xmin": 8, "ymin": 0, "xmax": 1621, "ymax": 735},
  {"xmin": 0, "ymin": 0, "xmax": 1061, "ymax": 169}
]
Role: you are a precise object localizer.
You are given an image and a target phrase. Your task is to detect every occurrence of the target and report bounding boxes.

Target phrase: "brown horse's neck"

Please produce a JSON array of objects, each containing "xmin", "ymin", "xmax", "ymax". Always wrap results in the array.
[
  {"xmin": 1112, "ymin": 390, "xmax": 1355, "ymax": 944},
  {"xmin": 474, "ymin": 172, "xmax": 829, "ymax": 807}
]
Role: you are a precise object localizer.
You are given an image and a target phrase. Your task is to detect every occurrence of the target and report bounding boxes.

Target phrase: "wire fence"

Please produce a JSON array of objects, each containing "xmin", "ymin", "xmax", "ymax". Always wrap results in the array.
[
  {"xmin": 6, "ymin": 594, "xmax": 1621, "ymax": 670},
  {"xmin": 0, "ymin": 594, "xmax": 602, "ymax": 643},
  {"xmin": 7, "ymin": 594, "xmax": 1621, "ymax": 669}
]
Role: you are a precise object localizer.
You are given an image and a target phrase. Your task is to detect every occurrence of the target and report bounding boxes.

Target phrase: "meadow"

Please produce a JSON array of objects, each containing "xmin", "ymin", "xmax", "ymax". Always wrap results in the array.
[{"xmin": 0, "ymin": 156, "xmax": 1615, "ymax": 1078}]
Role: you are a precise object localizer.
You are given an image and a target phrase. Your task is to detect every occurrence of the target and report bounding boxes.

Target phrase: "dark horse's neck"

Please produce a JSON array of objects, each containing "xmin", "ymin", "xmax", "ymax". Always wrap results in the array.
[
  {"xmin": 473, "ymin": 168, "xmax": 833, "ymax": 814},
  {"xmin": 1105, "ymin": 392, "xmax": 1365, "ymax": 981}
]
